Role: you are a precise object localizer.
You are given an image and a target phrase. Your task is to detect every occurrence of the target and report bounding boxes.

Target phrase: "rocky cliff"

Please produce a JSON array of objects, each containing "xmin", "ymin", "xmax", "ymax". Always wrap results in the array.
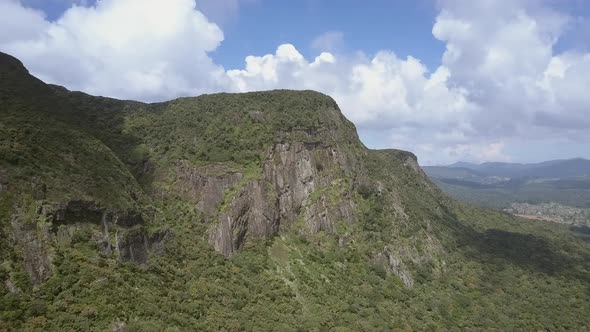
[
  {"xmin": 2, "ymin": 52, "xmax": 590, "ymax": 331},
  {"xmin": 0, "ymin": 50, "xmax": 437, "ymax": 284}
]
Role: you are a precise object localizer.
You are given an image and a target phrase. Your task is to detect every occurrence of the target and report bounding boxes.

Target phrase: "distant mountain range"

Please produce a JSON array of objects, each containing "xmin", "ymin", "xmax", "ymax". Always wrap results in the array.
[
  {"xmin": 444, "ymin": 158, "xmax": 590, "ymax": 179},
  {"xmin": 424, "ymin": 158, "xmax": 590, "ymax": 210}
]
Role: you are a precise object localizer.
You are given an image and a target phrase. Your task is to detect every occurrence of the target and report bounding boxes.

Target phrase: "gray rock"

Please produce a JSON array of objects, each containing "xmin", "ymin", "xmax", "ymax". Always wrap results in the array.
[
  {"xmin": 117, "ymin": 228, "xmax": 170, "ymax": 264},
  {"xmin": 373, "ymin": 250, "xmax": 414, "ymax": 287},
  {"xmin": 175, "ymin": 161, "xmax": 243, "ymax": 216},
  {"xmin": 8, "ymin": 199, "xmax": 169, "ymax": 284},
  {"xmin": 5, "ymin": 278, "xmax": 21, "ymax": 294},
  {"xmin": 249, "ymin": 111, "xmax": 265, "ymax": 123},
  {"xmin": 10, "ymin": 213, "xmax": 54, "ymax": 285},
  {"xmin": 207, "ymin": 140, "xmax": 357, "ymax": 257},
  {"xmin": 209, "ymin": 180, "xmax": 279, "ymax": 257}
]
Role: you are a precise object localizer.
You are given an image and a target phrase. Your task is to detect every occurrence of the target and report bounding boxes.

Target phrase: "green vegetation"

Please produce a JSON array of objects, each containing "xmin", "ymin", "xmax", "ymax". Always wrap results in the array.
[
  {"xmin": 124, "ymin": 90, "xmax": 358, "ymax": 168},
  {"xmin": 432, "ymin": 177, "xmax": 590, "ymax": 209},
  {"xmin": 424, "ymin": 162, "xmax": 590, "ymax": 209},
  {"xmin": 3, "ymin": 197, "xmax": 589, "ymax": 331},
  {"xmin": 0, "ymin": 111, "xmax": 143, "ymax": 209},
  {"xmin": 1, "ymin": 52, "xmax": 590, "ymax": 331}
]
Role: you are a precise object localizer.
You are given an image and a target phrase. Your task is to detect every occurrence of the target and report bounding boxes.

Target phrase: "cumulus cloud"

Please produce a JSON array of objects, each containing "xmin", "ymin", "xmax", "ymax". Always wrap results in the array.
[
  {"xmin": 0, "ymin": 0, "xmax": 228, "ymax": 101},
  {"xmin": 228, "ymin": 45, "xmax": 470, "ymax": 127},
  {"xmin": 433, "ymin": 0, "xmax": 566, "ymax": 136},
  {"xmin": 228, "ymin": 0, "xmax": 590, "ymax": 164},
  {"xmin": 428, "ymin": 0, "xmax": 590, "ymax": 162},
  {"xmin": 0, "ymin": 0, "xmax": 49, "ymax": 43},
  {"xmin": 1, "ymin": 0, "xmax": 589, "ymax": 164},
  {"xmin": 226, "ymin": 44, "xmax": 484, "ymax": 163}
]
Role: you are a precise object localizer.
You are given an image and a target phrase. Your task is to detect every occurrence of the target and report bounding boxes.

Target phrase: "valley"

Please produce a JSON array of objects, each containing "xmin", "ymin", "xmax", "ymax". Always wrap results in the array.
[{"xmin": 424, "ymin": 160, "xmax": 590, "ymax": 228}]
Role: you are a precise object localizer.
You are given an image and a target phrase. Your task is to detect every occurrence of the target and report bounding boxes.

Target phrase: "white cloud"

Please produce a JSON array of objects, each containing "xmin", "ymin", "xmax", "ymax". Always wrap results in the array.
[
  {"xmin": 539, "ymin": 52, "xmax": 590, "ymax": 126},
  {"xmin": 432, "ymin": 0, "xmax": 569, "ymax": 136},
  {"xmin": 1, "ymin": 0, "xmax": 589, "ymax": 164},
  {"xmin": 226, "ymin": 0, "xmax": 590, "ymax": 164},
  {"xmin": 229, "ymin": 45, "xmax": 471, "ymax": 128},
  {"xmin": 226, "ymin": 44, "xmax": 487, "ymax": 165},
  {"xmin": 1, "ymin": 0, "xmax": 228, "ymax": 101},
  {"xmin": 426, "ymin": 0, "xmax": 590, "ymax": 163},
  {"xmin": 0, "ymin": 0, "xmax": 49, "ymax": 43}
]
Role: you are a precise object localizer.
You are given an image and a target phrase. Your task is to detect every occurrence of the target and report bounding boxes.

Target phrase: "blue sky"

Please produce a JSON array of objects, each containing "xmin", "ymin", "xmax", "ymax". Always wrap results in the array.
[
  {"xmin": 212, "ymin": 0, "xmax": 444, "ymax": 70},
  {"xmin": 22, "ymin": 0, "xmax": 445, "ymax": 70},
  {"xmin": 2, "ymin": 0, "xmax": 590, "ymax": 165}
]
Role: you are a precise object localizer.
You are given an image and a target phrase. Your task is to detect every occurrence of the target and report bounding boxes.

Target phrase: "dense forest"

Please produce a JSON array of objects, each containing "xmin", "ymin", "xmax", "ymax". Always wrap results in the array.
[{"xmin": 1, "ymin": 51, "xmax": 589, "ymax": 331}]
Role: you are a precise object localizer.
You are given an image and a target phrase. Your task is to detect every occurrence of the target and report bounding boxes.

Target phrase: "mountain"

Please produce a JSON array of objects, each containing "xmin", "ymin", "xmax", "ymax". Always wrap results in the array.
[
  {"xmin": 444, "ymin": 158, "xmax": 590, "ymax": 179},
  {"xmin": 1, "ymin": 52, "xmax": 590, "ymax": 331},
  {"xmin": 424, "ymin": 160, "xmax": 590, "ymax": 225},
  {"xmin": 448, "ymin": 161, "xmax": 480, "ymax": 169},
  {"xmin": 422, "ymin": 166, "xmax": 496, "ymax": 184}
]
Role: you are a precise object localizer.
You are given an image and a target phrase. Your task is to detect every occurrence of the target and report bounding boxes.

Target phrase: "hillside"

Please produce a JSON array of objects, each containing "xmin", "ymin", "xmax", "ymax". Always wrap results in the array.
[{"xmin": 1, "ymin": 51, "xmax": 590, "ymax": 331}]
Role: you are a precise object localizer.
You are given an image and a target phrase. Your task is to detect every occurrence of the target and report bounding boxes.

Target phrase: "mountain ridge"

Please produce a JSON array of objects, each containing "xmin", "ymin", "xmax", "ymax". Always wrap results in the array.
[
  {"xmin": 1, "ymin": 51, "xmax": 590, "ymax": 330},
  {"xmin": 442, "ymin": 158, "xmax": 590, "ymax": 179},
  {"xmin": 424, "ymin": 158, "xmax": 590, "ymax": 210}
]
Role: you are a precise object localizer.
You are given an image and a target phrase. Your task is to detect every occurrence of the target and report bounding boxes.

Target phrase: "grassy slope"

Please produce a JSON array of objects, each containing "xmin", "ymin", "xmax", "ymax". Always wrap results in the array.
[{"xmin": 1, "ymin": 52, "xmax": 590, "ymax": 331}]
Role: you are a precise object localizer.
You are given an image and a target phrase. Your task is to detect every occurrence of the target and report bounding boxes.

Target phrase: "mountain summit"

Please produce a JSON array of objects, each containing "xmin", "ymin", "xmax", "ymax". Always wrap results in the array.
[{"xmin": 1, "ymin": 52, "xmax": 589, "ymax": 330}]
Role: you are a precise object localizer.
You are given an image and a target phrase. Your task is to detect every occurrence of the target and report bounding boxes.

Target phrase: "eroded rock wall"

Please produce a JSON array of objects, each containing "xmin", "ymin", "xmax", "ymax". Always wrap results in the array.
[
  {"xmin": 175, "ymin": 135, "xmax": 360, "ymax": 257},
  {"xmin": 8, "ymin": 199, "xmax": 168, "ymax": 284}
]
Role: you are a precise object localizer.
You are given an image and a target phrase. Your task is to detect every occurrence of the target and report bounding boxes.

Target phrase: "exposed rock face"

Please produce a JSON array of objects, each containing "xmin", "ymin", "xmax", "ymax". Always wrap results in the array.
[
  {"xmin": 176, "ymin": 133, "xmax": 360, "ymax": 257},
  {"xmin": 9, "ymin": 199, "xmax": 168, "ymax": 283},
  {"xmin": 374, "ymin": 250, "xmax": 414, "ymax": 287},
  {"xmin": 10, "ymin": 212, "xmax": 54, "ymax": 285},
  {"xmin": 50, "ymin": 200, "xmax": 145, "ymax": 228},
  {"xmin": 4, "ymin": 279, "xmax": 20, "ymax": 294},
  {"xmin": 118, "ymin": 229, "xmax": 170, "ymax": 264},
  {"xmin": 209, "ymin": 140, "xmax": 359, "ymax": 257},
  {"xmin": 402, "ymin": 154, "xmax": 421, "ymax": 174},
  {"xmin": 210, "ymin": 180, "xmax": 279, "ymax": 256},
  {"xmin": 264, "ymin": 141, "xmax": 354, "ymax": 226},
  {"xmin": 175, "ymin": 161, "xmax": 243, "ymax": 216},
  {"xmin": 112, "ymin": 321, "xmax": 126, "ymax": 332},
  {"xmin": 302, "ymin": 186, "xmax": 355, "ymax": 235},
  {"xmin": 267, "ymin": 142, "xmax": 318, "ymax": 226}
]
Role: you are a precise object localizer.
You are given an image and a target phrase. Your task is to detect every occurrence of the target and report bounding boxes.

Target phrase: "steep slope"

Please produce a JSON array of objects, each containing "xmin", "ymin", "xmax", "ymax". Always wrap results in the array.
[{"xmin": 1, "ymin": 52, "xmax": 590, "ymax": 331}]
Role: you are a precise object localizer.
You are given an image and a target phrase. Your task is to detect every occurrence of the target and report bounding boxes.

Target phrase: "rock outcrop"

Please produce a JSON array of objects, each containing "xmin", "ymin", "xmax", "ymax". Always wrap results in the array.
[
  {"xmin": 10, "ymin": 211, "xmax": 54, "ymax": 285},
  {"xmin": 210, "ymin": 180, "xmax": 279, "ymax": 256},
  {"xmin": 373, "ymin": 250, "xmax": 414, "ymax": 287},
  {"xmin": 9, "ymin": 199, "xmax": 168, "ymax": 284},
  {"xmin": 175, "ymin": 161, "xmax": 243, "ymax": 216},
  {"xmin": 118, "ymin": 229, "xmax": 170, "ymax": 264},
  {"xmin": 180, "ymin": 138, "xmax": 360, "ymax": 257}
]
